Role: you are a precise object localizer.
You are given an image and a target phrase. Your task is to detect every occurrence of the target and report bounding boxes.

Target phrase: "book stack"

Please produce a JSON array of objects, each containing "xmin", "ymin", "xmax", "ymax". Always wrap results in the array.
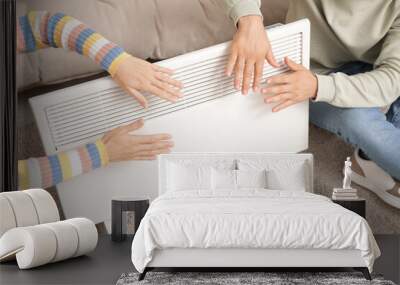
[{"xmin": 332, "ymin": 188, "xmax": 359, "ymax": 200}]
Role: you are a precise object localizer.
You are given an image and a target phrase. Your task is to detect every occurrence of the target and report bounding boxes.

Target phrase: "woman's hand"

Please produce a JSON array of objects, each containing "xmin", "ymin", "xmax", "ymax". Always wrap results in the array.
[
  {"xmin": 102, "ymin": 119, "xmax": 174, "ymax": 162},
  {"xmin": 113, "ymin": 56, "xmax": 183, "ymax": 108},
  {"xmin": 226, "ymin": 15, "xmax": 278, "ymax": 95},
  {"xmin": 262, "ymin": 57, "xmax": 318, "ymax": 112}
]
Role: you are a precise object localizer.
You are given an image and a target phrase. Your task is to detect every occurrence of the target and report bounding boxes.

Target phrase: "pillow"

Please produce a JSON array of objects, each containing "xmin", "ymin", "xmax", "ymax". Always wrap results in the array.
[
  {"xmin": 266, "ymin": 164, "xmax": 306, "ymax": 191},
  {"xmin": 237, "ymin": 158, "xmax": 308, "ymax": 191},
  {"xmin": 236, "ymin": 169, "xmax": 267, "ymax": 189},
  {"xmin": 167, "ymin": 162, "xmax": 212, "ymax": 191},
  {"xmin": 211, "ymin": 168, "xmax": 237, "ymax": 190}
]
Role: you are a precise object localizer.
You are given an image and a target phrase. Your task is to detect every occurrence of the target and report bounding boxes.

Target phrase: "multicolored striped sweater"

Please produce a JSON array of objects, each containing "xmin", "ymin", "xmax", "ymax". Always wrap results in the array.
[
  {"xmin": 17, "ymin": 11, "xmax": 128, "ymax": 189},
  {"xmin": 17, "ymin": 11, "xmax": 130, "ymax": 76},
  {"xmin": 18, "ymin": 140, "xmax": 109, "ymax": 190}
]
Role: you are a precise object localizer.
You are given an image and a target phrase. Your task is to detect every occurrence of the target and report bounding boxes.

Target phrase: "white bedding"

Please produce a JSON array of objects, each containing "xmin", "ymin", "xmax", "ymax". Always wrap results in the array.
[{"xmin": 131, "ymin": 190, "xmax": 380, "ymax": 272}]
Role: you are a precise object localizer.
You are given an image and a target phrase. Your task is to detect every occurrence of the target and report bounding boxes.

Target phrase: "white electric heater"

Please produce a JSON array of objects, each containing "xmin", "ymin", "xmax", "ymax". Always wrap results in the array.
[{"xmin": 30, "ymin": 19, "xmax": 310, "ymax": 231}]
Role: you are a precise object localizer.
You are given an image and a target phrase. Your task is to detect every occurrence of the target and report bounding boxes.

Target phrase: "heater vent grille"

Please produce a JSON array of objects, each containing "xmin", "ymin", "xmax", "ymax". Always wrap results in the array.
[
  {"xmin": 30, "ymin": 21, "xmax": 309, "ymax": 152},
  {"xmin": 28, "ymin": 20, "xmax": 310, "ymax": 229}
]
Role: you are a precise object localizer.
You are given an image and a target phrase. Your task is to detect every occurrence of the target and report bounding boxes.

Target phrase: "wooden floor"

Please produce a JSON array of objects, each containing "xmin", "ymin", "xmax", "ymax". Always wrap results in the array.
[{"xmin": 0, "ymin": 235, "xmax": 398, "ymax": 285}]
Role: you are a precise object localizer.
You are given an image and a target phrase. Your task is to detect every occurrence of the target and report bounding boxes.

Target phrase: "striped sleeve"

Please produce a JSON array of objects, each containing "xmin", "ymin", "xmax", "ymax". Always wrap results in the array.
[
  {"xmin": 17, "ymin": 11, "xmax": 130, "ymax": 76},
  {"xmin": 18, "ymin": 139, "xmax": 109, "ymax": 190}
]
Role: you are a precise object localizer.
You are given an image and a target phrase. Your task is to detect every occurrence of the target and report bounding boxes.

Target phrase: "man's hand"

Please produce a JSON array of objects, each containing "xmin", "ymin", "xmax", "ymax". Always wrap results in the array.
[
  {"xmin": 226, "ymin": 15, "xmax": 278, "ymax": 95},
  {"xmin": 262, "ymin": 57, "xmax": 318, "ymax": 112},
  {"xmin": 113, "ymin": 56, "xmax": 183, "ymax": 108},
  {"xmin": 102, "ymin": 119, "xmax": 173, "ymax": 162}
]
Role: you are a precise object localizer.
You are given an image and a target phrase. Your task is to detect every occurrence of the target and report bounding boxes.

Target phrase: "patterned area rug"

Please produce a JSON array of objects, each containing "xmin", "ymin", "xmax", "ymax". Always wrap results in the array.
[{"xmin": 116, "ymin": 272, "xmax": 395, "ymax": 285}]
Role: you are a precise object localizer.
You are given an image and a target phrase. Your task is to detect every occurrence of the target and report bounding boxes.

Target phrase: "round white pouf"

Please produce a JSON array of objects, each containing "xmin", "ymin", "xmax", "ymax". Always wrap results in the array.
[
  {"xmin": 0, "ymin": 225, "xmax": 57, "ymax": 269},
  {"xmin": 65, "ymin": 218, "xmax": 98, "ymax": 257},
  {"xmin": 0, "ymin": 189, "xmax": 97, "ymax": 269},
  {"xmin": 42, "ymin": 221, "xmax": 79, "ymax": 262},
  {"xmin": 1, "ymin": 191, "xmax": 39, "ymax": 227},
  {"xmin": 24, "ymin": 189, "xmax": 59, "ymax": 224},
  {"xmin": 0, "ymin": 196, "xmax": 17, "ymax": 237},
  {"xmin": 0, "ymin": 218, "xmax": 98, "ymax": 269}
]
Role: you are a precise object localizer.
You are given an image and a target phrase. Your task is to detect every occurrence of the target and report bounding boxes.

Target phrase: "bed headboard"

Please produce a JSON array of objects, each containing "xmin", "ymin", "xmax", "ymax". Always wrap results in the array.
[{"xmin": 158, "ymin": 153, "xmax": 313, "ymax": 194}]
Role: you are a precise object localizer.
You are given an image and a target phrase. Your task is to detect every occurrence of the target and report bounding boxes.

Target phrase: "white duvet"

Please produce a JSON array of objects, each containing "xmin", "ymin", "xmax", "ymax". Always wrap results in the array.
[{"xmin": 131, "ymin": 190, "xmax": 380, "ymax": 272}]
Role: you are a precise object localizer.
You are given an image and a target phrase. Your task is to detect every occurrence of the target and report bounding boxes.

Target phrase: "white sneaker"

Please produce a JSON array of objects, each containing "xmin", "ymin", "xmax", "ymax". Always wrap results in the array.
[{"xmin": 348, "ymin": 149, "xmax": 400, "ymax": 209}]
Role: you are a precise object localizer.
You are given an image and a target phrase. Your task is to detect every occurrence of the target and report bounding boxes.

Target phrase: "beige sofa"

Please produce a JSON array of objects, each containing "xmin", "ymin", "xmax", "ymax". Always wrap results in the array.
[
  {"xmin": 17, "ymin": 0, "xmax": 288, "ymax": 89},
  {"xmin": 17, "ymin": 0, "xmax": 400, "ymax": 233}
]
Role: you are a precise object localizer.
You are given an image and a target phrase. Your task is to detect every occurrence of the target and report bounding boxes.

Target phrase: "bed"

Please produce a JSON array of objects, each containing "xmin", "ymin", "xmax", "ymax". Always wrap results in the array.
[{"xmin": 131, "ymin": 153, "xmax": 380, "ymax": 280}]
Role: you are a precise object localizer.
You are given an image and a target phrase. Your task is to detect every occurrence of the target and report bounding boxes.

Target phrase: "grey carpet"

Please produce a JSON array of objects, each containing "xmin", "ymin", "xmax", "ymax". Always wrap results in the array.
[{"xmin": 116, "ymin": 272, "xmax": 395, "ymax": 285}]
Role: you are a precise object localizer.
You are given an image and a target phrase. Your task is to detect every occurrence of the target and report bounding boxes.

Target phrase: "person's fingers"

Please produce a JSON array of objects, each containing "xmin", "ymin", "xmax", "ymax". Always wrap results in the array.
[
  {"xmin": 134, "ymin": 141, "xmax": 174, "ymax": 152},
  {"xmin": 266, "ymin": 49, "xmax": 279, "ymax": 68},
  {"xmin": 153, "ymin": 64, "xmax": 174, "ymax": 75},
  {"xmin": 253, "ymin": 60, "xmax": 264, "ymax": 92},
  {"xmin": 264, "ymin": 93, "xmax": 293, "ymax": 104},
  {"xmin": 131, "ymin": 155, "xmax": 157, "ymax": 161},
  {"xmin": 127, "ymin": 87, "xmax": 148, "ymax": 108},
  {"xmin": 155, "ymin": 72, "xmax": 183, "ymax": 89},
  {"xmin": 226, "ymin": 50, "xmax": 238, "ymax": 76},
  {"xmin": 135, "ymin": 148, "xmax": 171, "ymax": 157},
  {"xmin": 111, "ymin": 154, "xmax": 157, "ymax": 162},
  {"xmin": 261, "ymin": 84, "xmax": 292, "ymax": 95},
  {"xmin": 133, "ymin": 133, "xmax": 172, "ymax": 144},
  {"xmin": 151, "ymin": 80, "xmax": 182, "ymax": 99},
  {"xmin": 234, "ymin": 57, "xmax": 245, "ymax": 90},
  {"xmin": 147, "ymin": 85, "xmax": 179, "ymax": 103},
  {"xmin": 113, "ymin": 146, "xmax": 171, "ymax": 161},
  {"xmin": 121, "ymin": 119, "xmax": 145, "ymax": 133},
  {"xmin": 266, "ymin": 74, "xmax": 292, "ymax": 85},
  {"xmin": 272, "ymin": 99, "xmax": 297, "ymax": 112},
  {"xmin": 285, "ymin": 57, "xmax": 304, "ymax": 71},
  {"xmin": 242, "ymin": 60, "xmax": 255, "ymax": 95}
]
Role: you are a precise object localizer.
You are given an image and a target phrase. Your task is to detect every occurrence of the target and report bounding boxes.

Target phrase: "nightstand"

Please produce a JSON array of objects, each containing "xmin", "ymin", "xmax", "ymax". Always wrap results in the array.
[
  {"xmin": 332, "ymin": 198, "xmax": 366, "ymax": 218},
  {"xmin": 111, "ymin": 197, "xmax": 149, "ymax": 242}
]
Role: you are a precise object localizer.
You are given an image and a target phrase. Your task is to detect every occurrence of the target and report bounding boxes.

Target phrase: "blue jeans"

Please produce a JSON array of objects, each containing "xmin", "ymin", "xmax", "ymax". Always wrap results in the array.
[{"xmin": 310, "ymin": 62, "xmax": 400, "ymax": 180}]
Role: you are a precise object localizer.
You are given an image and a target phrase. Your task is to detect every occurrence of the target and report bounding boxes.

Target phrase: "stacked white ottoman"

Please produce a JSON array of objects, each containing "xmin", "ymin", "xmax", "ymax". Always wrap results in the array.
[{"xmin": 0, "ymin": 189, "xmax": 98, "ymax": 269}]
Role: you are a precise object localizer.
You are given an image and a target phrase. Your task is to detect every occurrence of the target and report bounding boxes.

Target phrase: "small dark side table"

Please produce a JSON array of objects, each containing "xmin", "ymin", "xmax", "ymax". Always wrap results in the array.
[
  {"xmin": 332, "ymin": 198, "xmax": 366, "ymax": 218},
  {"xmin": 112, "ymin": 197, "xmax": 149, "ymax": 242}
]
